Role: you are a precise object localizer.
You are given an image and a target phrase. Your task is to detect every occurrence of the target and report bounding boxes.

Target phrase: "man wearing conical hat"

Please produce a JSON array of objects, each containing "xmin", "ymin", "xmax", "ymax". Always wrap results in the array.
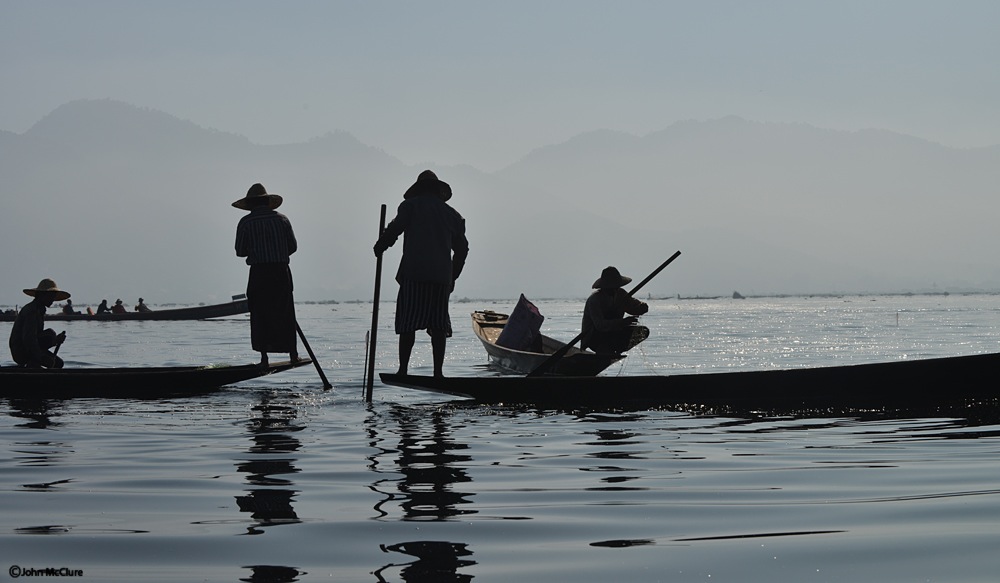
[
  {"xmin": 234, "ymin": 183, "xmax": 299, "ymax": 366},
  {"xmin": 580, "ymin": 266, "xmax": 650, "ymax": 355},
  {"xmin": 374, "ymin": 170, "xmax": 469, "ymax": 377},
  {"xmin": 9, "ymin": 278, "xmax": 69, "ymax": 368}
]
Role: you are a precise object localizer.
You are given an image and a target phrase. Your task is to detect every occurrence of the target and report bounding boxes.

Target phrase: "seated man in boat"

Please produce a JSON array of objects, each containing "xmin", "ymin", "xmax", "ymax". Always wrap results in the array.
[
  {"xmin": 8, "ymin": 279, "xmax": 68, "ymax": 368},
  {"xmin": 62, "ymin": 298, "xmax": 80, "ymax": 315},
  {"xmin": 96, "ymin": 299, "xmax": 111, "ymax": 314},
  {"xmin": 111, "ymin": 299, "xmax": 127, "ymax": 314},
  {"xmin": 135, "ymin": 298, "xmax": 152, "ymax": 313},
  {"xmin": 581, "ymin": 266, "xmax": 650, "ymax": 355}
]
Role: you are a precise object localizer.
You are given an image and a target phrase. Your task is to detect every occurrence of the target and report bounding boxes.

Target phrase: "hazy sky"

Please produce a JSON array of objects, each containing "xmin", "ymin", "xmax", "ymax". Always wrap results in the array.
[{"xmin": 3, "ymin": 0, "xmax": 999, "ymax": 170}]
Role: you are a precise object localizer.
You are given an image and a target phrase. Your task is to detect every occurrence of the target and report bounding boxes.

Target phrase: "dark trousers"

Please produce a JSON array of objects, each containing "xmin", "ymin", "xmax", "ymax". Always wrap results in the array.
[
  {"xmin": 588, "ymin": 325, "xmax": 650, "ymax": 355},
  {"xmin": 247, "ymin": 263, "xmax": 297, "ymax": 353}
]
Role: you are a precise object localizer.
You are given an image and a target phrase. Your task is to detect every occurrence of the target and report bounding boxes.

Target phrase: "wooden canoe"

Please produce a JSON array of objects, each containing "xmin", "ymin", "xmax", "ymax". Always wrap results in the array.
[
  {"xmin": 472, "ymin": 310, "xmax": 623, "ymax": 376},
  {"xmin": 0, "ymin": 297, "xmax": 249, "ymax": 322},
  {"xmin": 380, "ymin": 351, "xmax": 1000, "ymax": 411},
  {"xmin": 0, "ymin": 359, "xmax": 312, "ymax": 399}
]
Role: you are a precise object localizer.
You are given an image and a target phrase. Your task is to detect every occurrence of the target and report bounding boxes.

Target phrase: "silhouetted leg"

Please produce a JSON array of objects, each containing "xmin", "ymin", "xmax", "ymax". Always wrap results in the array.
[
  {"xmin": 398, "ymin": 331, "xmax": 415, "ymax": 375},
  {"xmin": 259, "ymin": 351, "xmax": 269, "ymax": 367},
  {"xmin": 431, "ymin": 330, "xmax": 446, "ymax": 378}
]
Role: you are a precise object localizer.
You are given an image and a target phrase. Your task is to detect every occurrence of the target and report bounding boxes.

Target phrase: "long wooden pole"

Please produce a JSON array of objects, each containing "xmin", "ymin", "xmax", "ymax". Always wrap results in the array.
[
  {"xmin": 365, "ymin": 204, "xmax": 387, "ymax": 402},
  {"xmin": 526, "ymin": 250, "xmax": 681, "ymax": 377},
  {"xmin": 296, "ymin": 323, "xmax": 332, "ymax": 389}
]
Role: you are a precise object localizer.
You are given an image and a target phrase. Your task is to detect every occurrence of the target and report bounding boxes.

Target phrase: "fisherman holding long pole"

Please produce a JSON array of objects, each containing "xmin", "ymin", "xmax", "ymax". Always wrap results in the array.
[{"xmin": 373, "ymin": 170, "xmax": 469, "ymax": 379}]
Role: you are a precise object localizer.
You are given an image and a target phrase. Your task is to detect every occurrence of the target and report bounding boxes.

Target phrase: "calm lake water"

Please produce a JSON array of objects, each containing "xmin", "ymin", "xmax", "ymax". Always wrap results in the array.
[{"xmin": 2, "ymin": 294, "xmax": 1000, "ymax": 582}]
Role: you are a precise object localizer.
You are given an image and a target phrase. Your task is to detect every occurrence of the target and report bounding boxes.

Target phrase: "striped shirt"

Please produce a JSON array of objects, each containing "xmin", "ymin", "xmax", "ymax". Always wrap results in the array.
[{"xmin": 235, "ymin": 207, "xmax": 298, "ymax": 265}]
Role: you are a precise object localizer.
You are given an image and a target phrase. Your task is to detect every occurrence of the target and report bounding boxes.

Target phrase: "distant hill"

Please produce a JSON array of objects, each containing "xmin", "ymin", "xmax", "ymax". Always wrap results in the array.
[
  {"xmin": 2, "ymin": 100, "xmax": 999, "ymax": 306},
  {"xmin": 498, "ymin": 116, "xmax": 1000, "ymax": 295}
]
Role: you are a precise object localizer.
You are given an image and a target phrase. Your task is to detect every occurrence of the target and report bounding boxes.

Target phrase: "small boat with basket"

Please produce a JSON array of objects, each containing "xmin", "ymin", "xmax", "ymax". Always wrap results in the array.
[{"xmin": 472, "ymin": 297, "xmax": 624, "ymax": 376}]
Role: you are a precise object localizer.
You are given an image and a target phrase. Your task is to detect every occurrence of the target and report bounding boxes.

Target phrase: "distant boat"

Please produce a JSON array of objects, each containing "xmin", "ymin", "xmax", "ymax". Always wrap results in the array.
[
  {"xmin": 1, "ymin": 295, "xmax": 249, "ymax": 322},
  {"xmin": 733, "ymin": 291, "xmax": 745, "ymax": 299}
]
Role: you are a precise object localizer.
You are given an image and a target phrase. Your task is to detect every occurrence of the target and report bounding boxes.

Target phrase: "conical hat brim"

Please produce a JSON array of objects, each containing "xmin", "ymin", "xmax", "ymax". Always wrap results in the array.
[
  {"xmin": 232, "ymin": 194, "xmax": 283, "ymax": 210},
  {"xmin": 23, "ymin": 288, "xmax": 71, "ymax": 301}
]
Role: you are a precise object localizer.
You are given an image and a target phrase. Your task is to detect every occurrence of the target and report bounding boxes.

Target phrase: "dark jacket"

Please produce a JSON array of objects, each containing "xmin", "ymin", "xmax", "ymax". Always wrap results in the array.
[
  {"xmin": 376, "ymin": 193, "xmax": 469, "ymax": 286},
  {"xmin": 9, "ymin": 300, "xmax": 58, "ymax": 367},
  {"xmin": 235, "ymin": 207, "xmax": 298, "ymax": 265},
  {"xmin": 580, "ymin": 288, "xmax": 648, "ymax": 350}
]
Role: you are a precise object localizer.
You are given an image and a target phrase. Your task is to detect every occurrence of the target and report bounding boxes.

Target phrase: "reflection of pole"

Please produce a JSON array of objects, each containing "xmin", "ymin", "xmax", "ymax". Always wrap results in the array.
[
  {"xmin": 366, "ymin": 204, "xmax": 387, "ymax": 403},
  {"xmin": 362, "ymin": 330, "xmax": 370, "ymax": 396}
]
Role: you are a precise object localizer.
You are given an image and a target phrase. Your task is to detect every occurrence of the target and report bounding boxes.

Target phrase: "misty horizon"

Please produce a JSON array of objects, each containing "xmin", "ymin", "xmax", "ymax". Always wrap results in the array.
[{"xmin": 2, "ymin": 99, "xmax": 1000, "ymax": 307}]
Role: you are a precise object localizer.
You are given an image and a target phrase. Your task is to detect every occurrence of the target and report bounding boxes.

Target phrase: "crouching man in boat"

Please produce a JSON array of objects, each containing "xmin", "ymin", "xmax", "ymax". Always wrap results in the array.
[
  {"xmin": 8, "ymin": 279, "xmax": 68, "ymax": 368},
  {"xmin": 581, "ymin": 266, "xmax": 650, "ymax": 355}
]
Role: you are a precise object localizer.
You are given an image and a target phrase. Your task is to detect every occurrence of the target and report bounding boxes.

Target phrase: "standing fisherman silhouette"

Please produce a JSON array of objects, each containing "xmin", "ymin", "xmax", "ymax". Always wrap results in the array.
[
  {"xmin": 374, "ymin": 170, "xmax": 469, "ymax": 378},
  {"xmin": 234, "ymin": 183, "xmax": 300, "ymax": 367}
]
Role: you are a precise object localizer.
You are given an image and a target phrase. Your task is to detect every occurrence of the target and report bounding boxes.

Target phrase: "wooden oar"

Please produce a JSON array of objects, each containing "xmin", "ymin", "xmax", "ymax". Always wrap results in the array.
[
  {"xmin": 296, "ymin": 322, "xmax": 332, "ymax": 389},
  {"xmin": 365, "ymin": 204, "xmax": 387, "ymax": 402},
  {"xmin": 526, "ymin": 250, "xmax": 681, "ymax": 377}
]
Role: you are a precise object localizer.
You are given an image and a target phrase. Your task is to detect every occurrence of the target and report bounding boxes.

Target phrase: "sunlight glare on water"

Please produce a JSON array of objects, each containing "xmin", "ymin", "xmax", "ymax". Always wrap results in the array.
[{"xmin": 2, "ymin": 294, "xmax": 1000, "ymax": 581}]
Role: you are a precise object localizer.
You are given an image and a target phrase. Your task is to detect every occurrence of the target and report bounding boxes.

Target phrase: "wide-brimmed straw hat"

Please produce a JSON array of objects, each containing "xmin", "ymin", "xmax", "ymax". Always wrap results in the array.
[
  {"xmin": 232, "ymin": 183, "xmax": 283, "ymax": 210},
  {"xmin": 592, "ymin": 266, "xmax": 632, "ymax": 289},
  {"xmin": 403, "ymin": 170, "xmax": 452, "ymax": 202},
  {"xmin": 23, "ymin": 278, "xmax": 71, "ymax": 301}
]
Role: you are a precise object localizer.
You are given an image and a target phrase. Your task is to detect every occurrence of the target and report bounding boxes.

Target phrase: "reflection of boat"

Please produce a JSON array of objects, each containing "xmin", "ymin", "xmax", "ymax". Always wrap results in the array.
[
  {"xmin": 380, "ymin": 351, "xmax": 1000, "ymax": 410},
  {"xmin": 0, "ymin": 359, "xmax": 311, "ymax": 399},
  {"xmin": 472, "ymin": 310, "xmax": 623, "ymax": 376},
  {"xmin": 0, "ymin": 296, "xmax": 249, "ymax": 322}
]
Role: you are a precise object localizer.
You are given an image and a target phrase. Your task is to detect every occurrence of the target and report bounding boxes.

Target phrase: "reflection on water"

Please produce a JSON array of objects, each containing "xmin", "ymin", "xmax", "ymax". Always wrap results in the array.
[
  {"xmin": 239, "ymin": 564, "xmax": 304, "ymax": 582},
  {"xmin": 376, "ymin": 541, "xmax": 475, "ymax": 583},
  {"xmin": 7, "ymin": 398, "xmax": 59, "ymax": 431},
  {"xmin": 235, "ymin": 392, "xmax": 303, "ymax": 535},
  {"xmin": 368, "ymin": 405, "xmax": 478, "ymax": 581},
  {"xmin": 370, "ymin": 405, "xmax": 477, "ymax": 522}
]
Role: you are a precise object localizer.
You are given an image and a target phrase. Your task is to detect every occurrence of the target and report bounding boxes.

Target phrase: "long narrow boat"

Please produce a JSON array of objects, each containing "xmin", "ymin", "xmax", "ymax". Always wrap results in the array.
[
  {"xmin": 0, "ymin": 359, "xmax": 312, "ymax": 399},
  {"xmin": 380, "ymin": 351, "xmax": 1000, "ymax": 411},
  {"xmin": 472, "ymin": 310, "xmax": 623, "ymax": 376},
  {"xmin": 0, "ymin": 297, "xmax": 249, "ymax": 322}
]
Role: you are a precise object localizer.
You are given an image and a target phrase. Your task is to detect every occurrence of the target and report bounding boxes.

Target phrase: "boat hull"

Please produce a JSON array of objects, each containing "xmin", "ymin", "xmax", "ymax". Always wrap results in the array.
[
  {"xmin": 0, "ymin": 359, "xmax": 311, "ymax": 399},
  {"xmin": 380, "ymin": 351, "xmax": 1000, "ymax": 411},
  {"xmin": 472, "ymin": 311, "xmax": 623, "ymax": 376}
]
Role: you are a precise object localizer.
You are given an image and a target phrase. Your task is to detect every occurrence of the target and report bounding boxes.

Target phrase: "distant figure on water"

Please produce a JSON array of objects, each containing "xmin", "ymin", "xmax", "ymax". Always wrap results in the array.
[
  {"xmin": 111, "ymin": 299, "xmax": 127, "ymax": 314},
  {"xmin": 581, "ymin": 266, "xmax": 650, "ymax": 355},
  {"xmin": 96, "ymin": 299, "xmax": 111, "ymax": 314},
  {"xmin": 374, "ymin": 170, "xmax": 469, "ymax": 377},
  {"xmin": 9, "ymin": 279, "xmax": 69, "ymax": 368},
  {"xmin": 234, "ymin": 183, "xmax": 299, "ymax": 366},
  {"xmin": 62, "ymin": 298, "xmax": 80, "ymax": 315},
  {"xmin": 135, "ymin": 298, "xmax": 152, "ymax": 313}
]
